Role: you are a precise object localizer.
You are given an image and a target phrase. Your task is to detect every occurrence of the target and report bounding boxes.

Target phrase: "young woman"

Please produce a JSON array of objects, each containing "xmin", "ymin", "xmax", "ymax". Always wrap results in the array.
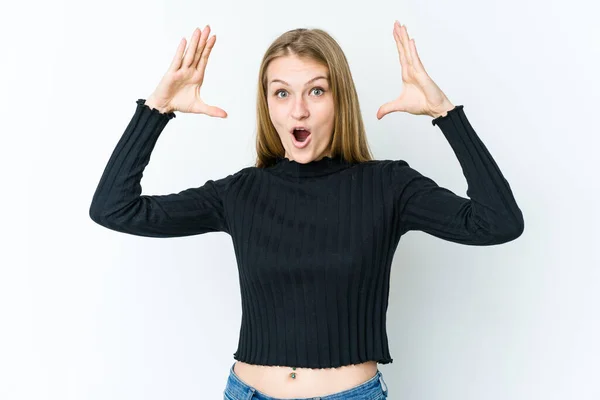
[{"xmin": 90, "ymin": 22, "xmax": 524, "ymax": 400}]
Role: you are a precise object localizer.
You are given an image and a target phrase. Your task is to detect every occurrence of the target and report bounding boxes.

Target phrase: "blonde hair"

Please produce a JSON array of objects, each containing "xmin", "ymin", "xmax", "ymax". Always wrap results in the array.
[{"xmin": 254, "ymin": 28, "xmax": 374, "ymax": 168}]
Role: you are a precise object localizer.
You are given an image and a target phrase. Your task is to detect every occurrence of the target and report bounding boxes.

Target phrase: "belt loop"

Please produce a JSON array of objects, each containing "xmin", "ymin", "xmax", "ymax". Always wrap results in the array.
[
  {"xmin": 379, "ymin": 373, "xmax": 388, "ymax": 396},
  {"xmin": 245, "ymin": 387, "xmax": 256, "ymax": 400}
]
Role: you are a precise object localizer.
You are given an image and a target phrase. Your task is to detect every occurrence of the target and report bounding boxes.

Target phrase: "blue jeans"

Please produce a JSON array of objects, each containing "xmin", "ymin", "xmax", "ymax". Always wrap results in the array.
[{"xmin": 224, "ymin": 362, "xmax": 389, "ymax": 400}]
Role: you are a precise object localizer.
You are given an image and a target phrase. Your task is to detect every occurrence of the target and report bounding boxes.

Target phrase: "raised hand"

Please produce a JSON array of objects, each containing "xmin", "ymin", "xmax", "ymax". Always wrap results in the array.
[
  {"xmin": 146, "ymin": 26, "xmax": 228, "ymax": 117},
  {"xmin": 377, "ymin": 21, "xmax": 454, "ymax": 120}
]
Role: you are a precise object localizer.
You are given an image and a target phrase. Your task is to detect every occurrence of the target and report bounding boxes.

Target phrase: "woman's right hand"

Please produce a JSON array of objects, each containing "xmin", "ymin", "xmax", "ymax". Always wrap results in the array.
[{"xmin": 145, "ymin": 25, "xmax": 227, "ymax": 117}]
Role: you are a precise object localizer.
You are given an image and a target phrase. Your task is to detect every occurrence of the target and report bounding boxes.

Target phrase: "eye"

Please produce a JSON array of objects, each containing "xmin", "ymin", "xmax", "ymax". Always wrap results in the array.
[
  {"xmin": 273, "ymin": 87, "xmax": 327, "ymax": 99},
  {"xmin": 275, "ymin": 90, "xmax": 288, "ymax": 99}
]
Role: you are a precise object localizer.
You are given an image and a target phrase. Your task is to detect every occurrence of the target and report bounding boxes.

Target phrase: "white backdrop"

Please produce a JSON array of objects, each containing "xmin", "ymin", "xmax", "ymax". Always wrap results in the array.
[{"xmin": 2, "ymin": 0, "xmax": 599, "ymax": 399}]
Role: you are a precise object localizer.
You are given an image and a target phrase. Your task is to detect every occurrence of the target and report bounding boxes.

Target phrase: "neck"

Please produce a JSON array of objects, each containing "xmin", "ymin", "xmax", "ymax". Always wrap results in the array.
[
  {"xmin": 283, "ymin": 152, "xmax": 332, "ymax": 164},
  {"xmin": 270, "ymin": 154, "xmax": 353, "ymax": 178}
]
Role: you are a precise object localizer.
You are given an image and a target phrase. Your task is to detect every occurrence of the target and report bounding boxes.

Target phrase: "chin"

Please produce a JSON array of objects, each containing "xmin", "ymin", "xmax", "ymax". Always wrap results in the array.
[
  {"xmin": 290, "ymin": 153, "xmax": 311, "ymax": 163},
  {"xmin": 297, "ymin": 152, "xmax": 327, "ymax": 164}
]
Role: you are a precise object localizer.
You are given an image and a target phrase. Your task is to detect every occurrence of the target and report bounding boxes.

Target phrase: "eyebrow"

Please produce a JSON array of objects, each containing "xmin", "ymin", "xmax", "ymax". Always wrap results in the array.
[{"xmin": 269, "ymin": 76, "xmax": 329, "ymax": 86}]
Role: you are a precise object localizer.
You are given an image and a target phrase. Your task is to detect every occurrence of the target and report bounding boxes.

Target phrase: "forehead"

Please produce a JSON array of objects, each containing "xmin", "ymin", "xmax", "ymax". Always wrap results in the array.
[{"xmin": 267, "ymin": 55, "xmax": 329, "ymax": 82}]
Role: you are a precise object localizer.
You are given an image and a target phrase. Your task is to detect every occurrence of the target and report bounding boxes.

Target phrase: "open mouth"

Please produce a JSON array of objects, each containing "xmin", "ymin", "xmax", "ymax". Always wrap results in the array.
[
  {"xmin": 291, "ymin": 128, "xmax": 312, "ymax": 149},
  {"xmin": 292, "ymin": 129, "xmax": 311, "ymax": 142}
]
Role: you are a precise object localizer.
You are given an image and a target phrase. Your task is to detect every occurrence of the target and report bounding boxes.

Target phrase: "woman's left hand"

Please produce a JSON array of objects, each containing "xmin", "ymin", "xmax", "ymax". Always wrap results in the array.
[{"xmin": 377, "ymin": 21, "xmax": 455, "ymax": 120}]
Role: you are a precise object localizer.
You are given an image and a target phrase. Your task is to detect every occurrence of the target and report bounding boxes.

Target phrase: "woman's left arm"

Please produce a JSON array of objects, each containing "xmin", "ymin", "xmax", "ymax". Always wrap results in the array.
[
  {"xmin": 392, "ymin": 105, "xmax": 524, "ymax": 245},
  {"xmin": 377, "ymin": 21, "xmax": 523, "ymax": 245}
]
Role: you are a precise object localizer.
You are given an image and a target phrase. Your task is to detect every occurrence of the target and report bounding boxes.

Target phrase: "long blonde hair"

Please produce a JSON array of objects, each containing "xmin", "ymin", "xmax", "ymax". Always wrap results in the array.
[{"xmin": 254, "ymin": 28, "xmax": 374, "ymax": 168}]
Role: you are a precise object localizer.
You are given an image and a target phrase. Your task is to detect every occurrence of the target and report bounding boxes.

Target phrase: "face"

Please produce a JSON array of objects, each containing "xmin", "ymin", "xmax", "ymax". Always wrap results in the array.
[{"xmin": 266, "ymin": 54, "xmax": 335, "ymax": 164}]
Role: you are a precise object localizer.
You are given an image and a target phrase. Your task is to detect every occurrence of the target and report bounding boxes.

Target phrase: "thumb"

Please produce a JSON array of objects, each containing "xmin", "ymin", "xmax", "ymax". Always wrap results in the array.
[
  {"xmin": 377, "ymin": 101, "xmax": 399, "ymax": 120},
  {"xmin": 196, "ymin": 101, "xmax": 228, "ymax": 118}
]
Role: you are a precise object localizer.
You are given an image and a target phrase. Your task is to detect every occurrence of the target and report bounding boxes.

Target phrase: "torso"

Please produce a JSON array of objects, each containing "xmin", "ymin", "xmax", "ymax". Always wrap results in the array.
[{"xmin": 233, "ymin": 360, "xmax": 378, "ymax": 398}]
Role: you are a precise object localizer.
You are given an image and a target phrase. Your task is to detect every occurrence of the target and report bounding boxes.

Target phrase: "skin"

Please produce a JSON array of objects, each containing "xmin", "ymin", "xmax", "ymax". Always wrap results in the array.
[
  {"xmin": 234, "ymin": 21, "xmax": 456, "ymax": 397},
  {"xmin": 266, "ymin": 54, "xmax": 335, "ymax": 164},
  {"xmin": 377, "ymin": 20, "xmax": 455, "ymax": 119}
]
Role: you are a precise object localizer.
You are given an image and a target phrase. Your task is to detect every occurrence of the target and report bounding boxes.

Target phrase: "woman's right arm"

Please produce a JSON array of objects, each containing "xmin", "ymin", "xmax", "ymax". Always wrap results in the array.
[
  {"xmin": 89, "ymin": 26, "xmax": 231, "ymax": 237},
  {"xmin": 88, "ymin": 99, "xmax": 233, "ymax": 237}
]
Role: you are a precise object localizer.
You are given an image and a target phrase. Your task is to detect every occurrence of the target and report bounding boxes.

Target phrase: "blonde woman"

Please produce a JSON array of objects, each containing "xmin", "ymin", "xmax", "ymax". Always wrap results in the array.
[{"xmin": 90, "ymin": 22, "xmax": 524, "ymax": 400}]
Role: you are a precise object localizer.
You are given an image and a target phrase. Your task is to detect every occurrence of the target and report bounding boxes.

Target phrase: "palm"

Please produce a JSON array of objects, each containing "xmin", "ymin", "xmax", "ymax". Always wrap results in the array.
[
  {"xmin": 150, "ymin": 26, "xmax": 227, "ymax": 117},
  {"xmin": 377, "ymin": 21, "xmax": 451, "ymax": 119},
  {"xmin": 168, "ymin": 69, "xmax": 208, "ymax": 114}
]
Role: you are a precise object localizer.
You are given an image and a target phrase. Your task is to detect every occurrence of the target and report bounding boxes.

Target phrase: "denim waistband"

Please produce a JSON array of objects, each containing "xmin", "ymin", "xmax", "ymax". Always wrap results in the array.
[{"xmin": 224, "ymin": 362, "xmax": 388, "ymax": 400}]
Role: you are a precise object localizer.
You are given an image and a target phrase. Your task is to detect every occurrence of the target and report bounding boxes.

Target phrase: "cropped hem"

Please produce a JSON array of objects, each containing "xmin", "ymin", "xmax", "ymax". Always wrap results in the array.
[{"xmin": 232, "ymin": 352, "xmax": 394, "ymax": 369}]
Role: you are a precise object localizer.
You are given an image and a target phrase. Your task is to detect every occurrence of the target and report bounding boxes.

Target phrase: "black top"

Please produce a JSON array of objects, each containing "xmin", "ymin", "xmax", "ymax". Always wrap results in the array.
[{"xmin": 89, "ymin": 99, "xmax": 524, "ymax": 368}]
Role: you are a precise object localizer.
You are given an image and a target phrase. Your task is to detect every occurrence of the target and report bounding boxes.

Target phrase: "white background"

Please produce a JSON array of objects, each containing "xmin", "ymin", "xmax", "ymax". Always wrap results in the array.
[{"xmin": 2, "ymin": 0, "xmax": 599, "ymax": 399}]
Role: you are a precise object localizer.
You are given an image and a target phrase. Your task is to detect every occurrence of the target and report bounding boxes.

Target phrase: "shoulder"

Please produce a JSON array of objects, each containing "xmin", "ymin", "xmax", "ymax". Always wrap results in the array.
[
  {"xmin": 355, "ymin": 158, "xmax": 412, "ymax": 175},
  {"xmin": 356, "ymin": 159, "xmax": 428, "ymax": 189},
  {"xmin": 207, "ymin": 166, "xmax": 256, "ymax": 196},
  {"xmin": 215, "ymin": 165, "xmax": 256, "ymax": 184}
]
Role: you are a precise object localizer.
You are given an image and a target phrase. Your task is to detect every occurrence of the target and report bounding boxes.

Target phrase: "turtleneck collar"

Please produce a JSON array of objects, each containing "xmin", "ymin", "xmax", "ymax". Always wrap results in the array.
[{"xmin": 268, "ymin": 155, "xmax": 354, "ymax": 178}]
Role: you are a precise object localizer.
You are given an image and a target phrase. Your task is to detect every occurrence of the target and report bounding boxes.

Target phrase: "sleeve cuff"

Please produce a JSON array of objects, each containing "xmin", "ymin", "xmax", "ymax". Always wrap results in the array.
[
  {"xmin": 431, "ymin": 105, "xmax": 464, "ymax": 126},
  {"xmin": 136, "ymin": 98, "xmax": 177, "ymax": 120}
]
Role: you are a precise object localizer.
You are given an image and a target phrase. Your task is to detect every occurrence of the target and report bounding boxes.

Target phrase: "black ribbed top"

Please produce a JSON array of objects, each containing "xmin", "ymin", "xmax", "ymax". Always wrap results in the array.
[{"xmin": 89, "ymin": 99, "xmax": 524, "ymax": 368}]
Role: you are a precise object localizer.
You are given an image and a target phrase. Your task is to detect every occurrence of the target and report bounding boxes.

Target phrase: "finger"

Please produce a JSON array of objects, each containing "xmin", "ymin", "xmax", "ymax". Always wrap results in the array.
[
  {"xmin": 393, "ymin": 26, "xmax": 408, "ymax": 71},
  {"xmin": 409, "ymin": 38, "xmax": 427, "ymax": 75},
  {"xmin": 192, "ymin": 25, "xmax": 211, "ymax": 68},
  {"xmin": 398, "ymin": 23, "xmax": 413, "ymax": 66},
  {"xmin": 182, "ymin": 28, "xmax": 202, "ymax": 68},
  {"xmin": 169, "ymin": 37, "xmax": 187, "ymax": 72},
  {"xmin": 196, "ymin": 35, "xmax": 217, "ymax": 72}
]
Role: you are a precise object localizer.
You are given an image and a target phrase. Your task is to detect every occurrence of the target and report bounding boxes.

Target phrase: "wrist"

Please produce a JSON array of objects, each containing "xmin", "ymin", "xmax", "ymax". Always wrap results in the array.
[
  {"xmin": 145, "ymin": 96, "xmax": 172, "ymax": 114},
  {"xmin": 430, "ymin": 101, "xmax": 455, "ymax": 119}
]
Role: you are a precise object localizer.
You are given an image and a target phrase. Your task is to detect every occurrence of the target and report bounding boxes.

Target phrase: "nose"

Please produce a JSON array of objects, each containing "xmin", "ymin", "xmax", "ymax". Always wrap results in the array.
[{"xmin": 291, "ymin": 96, "xmax": 309, "ymax": 119}]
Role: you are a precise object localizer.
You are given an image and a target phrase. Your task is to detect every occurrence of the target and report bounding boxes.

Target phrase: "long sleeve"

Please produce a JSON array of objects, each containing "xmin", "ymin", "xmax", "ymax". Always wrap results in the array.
[
  {"xmin": 89, "ymin": 99, "xmax": 232, "ymax": 238},
  {"xmin": 393, "ymin": 105, "xmax": 524, "ymax": 245}
]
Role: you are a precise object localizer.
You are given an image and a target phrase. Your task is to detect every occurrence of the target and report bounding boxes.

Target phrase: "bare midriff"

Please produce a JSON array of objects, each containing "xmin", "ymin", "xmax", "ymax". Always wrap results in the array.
[{"xmin": 232, "ymin": 360, "xmax": 378, "ymax": 398}]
